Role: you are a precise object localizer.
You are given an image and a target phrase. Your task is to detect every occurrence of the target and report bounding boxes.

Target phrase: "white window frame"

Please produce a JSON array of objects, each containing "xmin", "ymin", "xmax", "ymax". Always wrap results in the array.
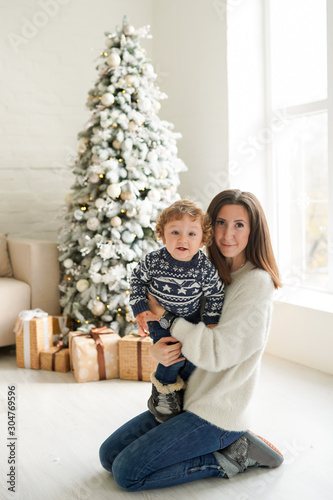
[{"xmin": 264, "ymin": 0, "xmax": 333, "ymax": 296}]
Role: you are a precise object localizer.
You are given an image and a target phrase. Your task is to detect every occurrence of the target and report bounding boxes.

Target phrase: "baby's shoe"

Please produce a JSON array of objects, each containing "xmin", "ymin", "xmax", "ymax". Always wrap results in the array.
[{"xmin": 147, "ymin": 372, "xmax": 186, "ymax": 423}]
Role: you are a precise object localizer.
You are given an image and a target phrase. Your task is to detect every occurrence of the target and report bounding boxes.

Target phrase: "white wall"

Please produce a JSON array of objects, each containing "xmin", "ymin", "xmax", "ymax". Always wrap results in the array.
[
  {"xmin": 267, "ymin": 301, "xmax": 333, "ymax": 375},
  {"xmin": 0, "ymin": 0, "xmax": 153, "ymax": 241},
  {"xmin": 152, "ymin": 0, "xmax": 229, "ymax": 209}
]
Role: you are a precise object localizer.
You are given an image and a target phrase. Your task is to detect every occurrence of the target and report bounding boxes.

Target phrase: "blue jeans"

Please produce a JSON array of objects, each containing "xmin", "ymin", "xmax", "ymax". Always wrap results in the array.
[
  {"xmin": 148, "ymin": 319, "xmax": 198, "ymax": 384},
  {"xmin": 99, "ymin": 410, "xmax": 243, "ymax": 491}
]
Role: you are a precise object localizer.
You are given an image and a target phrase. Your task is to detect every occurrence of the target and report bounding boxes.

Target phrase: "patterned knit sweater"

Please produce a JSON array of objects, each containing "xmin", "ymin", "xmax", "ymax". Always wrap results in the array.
[
  {"xmin": 130, "ymin": 247, "xmax": 224, "ymax": 325},
  {"xmin": 171, "ymin": 262, "xmax": 275, "ymax": 431}
]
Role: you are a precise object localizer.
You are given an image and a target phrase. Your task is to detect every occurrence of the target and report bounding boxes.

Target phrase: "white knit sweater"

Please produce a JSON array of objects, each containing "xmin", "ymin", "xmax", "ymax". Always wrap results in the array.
[{"xmin": 172, "ymin": 261, "xmax": 275, "ymax": 431}]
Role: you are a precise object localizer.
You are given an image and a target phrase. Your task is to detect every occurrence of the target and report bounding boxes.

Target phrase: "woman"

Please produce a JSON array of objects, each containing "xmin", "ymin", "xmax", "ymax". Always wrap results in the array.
[{"xmin": 99, "ymin": 189, "xmax": 284, "ymax": 491}]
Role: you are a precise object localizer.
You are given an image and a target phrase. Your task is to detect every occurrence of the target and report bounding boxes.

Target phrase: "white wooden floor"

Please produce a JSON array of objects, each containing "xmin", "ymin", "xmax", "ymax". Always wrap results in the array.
[{"xmin": 0, "ymin": 346, "xmax": 332, "ymax": 500}]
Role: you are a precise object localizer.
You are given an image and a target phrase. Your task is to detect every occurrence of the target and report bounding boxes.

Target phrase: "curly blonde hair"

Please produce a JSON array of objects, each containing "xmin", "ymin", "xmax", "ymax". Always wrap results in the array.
[{"xmin": 155, "ymin": 199, "xmax": 213, "ymax": 246}]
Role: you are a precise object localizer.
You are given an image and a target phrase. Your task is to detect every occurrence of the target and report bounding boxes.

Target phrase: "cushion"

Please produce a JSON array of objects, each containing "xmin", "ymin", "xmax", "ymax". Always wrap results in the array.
[{"xmin": 0, "ymin": 233, "xmax": 13, "ymax": 277}]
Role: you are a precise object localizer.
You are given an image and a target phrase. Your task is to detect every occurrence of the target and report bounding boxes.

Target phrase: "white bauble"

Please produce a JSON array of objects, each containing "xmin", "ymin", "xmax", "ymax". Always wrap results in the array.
[
  {"xmin": 107, "ymin": 53, "xmax": 121, "ymax": 67},
  {"xmin": 107, "ymin": 184, "xmax": 121, "ymax": 198},
  {"xmin": 87, "ymin": 217, "xmax": 100, "ymax": 231},
  {"xmin": 91, "ymin": 301, "xmax": 106, "ymax": 316},
  {"xmin": 128, "ymin": 121, "xmax": 138, "ymax": 132},
  {"xmin": 125, "ymin": 74, "xmax": 135, "ymax": 85},
  {"xmin": 74, "ymin": 209, "xmax": 84, "ymax": 221},
  {"xmin": 105, "ymin": 37, "xmax": 113, "ymax": 48},
  {"xmin": 159, "ymin": 169, "xmax": 168, "ymax": 179},
  {"xmin": 148, "ymin": 189, "xmax": 161, "ymax": 202},
  {"xmin": 95, "ymin": 198, "xmax": 106, "ymax": 209},
  {"xmin": 101, "ymin": 93, "xmax": 115, "ymax": 106},
  {"xmin": 126, "ymin": 208, "xmax": 137, "ymax": 218},
  {"xmin": 120, "ymin": 191, "xmax": 133, "ymax": 201},
  {"xmin": 76, "ymin": 279, "xmax": 89, "ymax": 292},
  {"xmin": 110, "ymin": 216, "xmax": 122, "ymax": 227},
  {"xmin": 63, "ymin": 258, "xmax": 73, "ymax": 269},
  {"xmin": 123, "ymin": 24, "xmax": 135, "ymax": 36},
  {"xmin": 122, "ymin": 230, "xmax": 136, "ymax": 244},
  {"xmin": 138, "ymin": 98, "xmax": 151, "ymax": 113},
  {"xmin": 88, "ymin": 173, "xmax": 100, "ymax": 184},
  {"xmin": 153, "ymin": 101, "xmax": 161, "ymax": 112},
  {"xmin": 112, "ymin": 139, "xmax": 122, "ymax": 149}
]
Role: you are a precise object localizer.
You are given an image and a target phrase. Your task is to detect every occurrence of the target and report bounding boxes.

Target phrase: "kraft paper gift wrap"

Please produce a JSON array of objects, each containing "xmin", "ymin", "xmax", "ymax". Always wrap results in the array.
[
  {"xmin": 119, "ymin": 333, "xmax": 157, "ymax": 382},
  {"xmin": 39, "ymin": 344, "xmax": 70, "ymax": 373},
  {"xmin": 15, "ymin": 308, "xmax": 53, "ymax": 370},
  {"xmin": 69, "ymin": 329, "xmax": 120, "ymax": 383}
]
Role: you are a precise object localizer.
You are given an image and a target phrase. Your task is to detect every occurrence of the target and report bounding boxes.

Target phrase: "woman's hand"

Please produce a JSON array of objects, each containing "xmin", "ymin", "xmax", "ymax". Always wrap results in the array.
[
  {"xmin": 147, "ymin": 293, "xmax": 166, "ymax": 319},
  {"xmin": 149, "ymin": 337, "xmax": 185, "ymax": 366}
]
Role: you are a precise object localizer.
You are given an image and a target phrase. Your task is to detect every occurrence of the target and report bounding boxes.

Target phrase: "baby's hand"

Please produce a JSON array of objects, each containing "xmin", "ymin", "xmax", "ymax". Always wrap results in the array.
[
  {"xmin": 136, "ymin": 310, "xmax": 157, "ymax": 333},
  {"xmin": 206, "ymin": 324, "xmax": 217, "ymax": 329}
]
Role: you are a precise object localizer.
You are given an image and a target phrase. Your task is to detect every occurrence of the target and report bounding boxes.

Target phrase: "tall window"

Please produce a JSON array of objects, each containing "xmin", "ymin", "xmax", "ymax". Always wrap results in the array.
[{"xmin": 266, "ymin": 0, "xmax": 333, "ymax": 293}]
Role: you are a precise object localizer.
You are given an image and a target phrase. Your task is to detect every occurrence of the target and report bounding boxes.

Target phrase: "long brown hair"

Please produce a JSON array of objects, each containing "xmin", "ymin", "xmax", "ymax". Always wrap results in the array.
[{"xmin": 207, "ymin": 189, "xmax": 282, "ymax": 289}]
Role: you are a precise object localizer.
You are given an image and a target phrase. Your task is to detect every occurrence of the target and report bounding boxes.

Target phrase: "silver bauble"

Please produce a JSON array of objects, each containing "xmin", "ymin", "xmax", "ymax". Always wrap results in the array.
[
  {"xmin": 91, "ymin": 301, "xmax": 106, "ymax": 316},
  {"xmin": 76, "ymin": 279, "xmax": 89, "ymax": 292}
]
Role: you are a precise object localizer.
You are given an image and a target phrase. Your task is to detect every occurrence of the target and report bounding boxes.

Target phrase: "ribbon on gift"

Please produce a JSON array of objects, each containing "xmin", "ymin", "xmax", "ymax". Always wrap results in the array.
[
  {"xmin": 51, "ymin": 340, "xmax": 67, "ymax": 371},
  {"xmin": 15, "ymin": 308, "xmax": 50, "ymax": 369},
  {"xmin": 90, "ymin": 328, "xmax": 107, "ymax": 380},
  {"xmin": 131, "ymin": 330, "xmax": 150, "ymax": 381},
  {"xmin": 137, "ymin": 337, "xmax": 144, "ymax": 381}
]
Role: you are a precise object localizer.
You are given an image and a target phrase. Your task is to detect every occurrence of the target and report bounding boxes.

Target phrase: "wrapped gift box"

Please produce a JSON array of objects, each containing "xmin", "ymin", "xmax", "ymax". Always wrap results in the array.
[
  {"xmin": 15, "ymin": 310, "xmax": 53, "ymax": 369},
  {"xmin": 40, "ymin": 345, "xmax": 70, "ymax": 373},
  {"xmin": 52, "ymin": 316, "xmax": 64, "ymax": 336},
  {"xmin": 119, "ymin": 333, "xmax": 157, "ymax": 382},
  {"xmin": 69, "ymin": 328, "xmax": 120, "ymax": 383}
]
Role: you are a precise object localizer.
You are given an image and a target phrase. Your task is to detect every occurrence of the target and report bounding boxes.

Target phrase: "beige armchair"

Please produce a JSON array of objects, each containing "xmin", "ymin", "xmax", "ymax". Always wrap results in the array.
[{"xmin": 0, "ymin": 238, "xmax": 61, "ymax": 347}]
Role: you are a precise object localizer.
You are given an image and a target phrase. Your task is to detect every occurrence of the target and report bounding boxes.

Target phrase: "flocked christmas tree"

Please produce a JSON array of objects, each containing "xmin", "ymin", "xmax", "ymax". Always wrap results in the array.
[{"xmin": 58, "ymin": 17, "xmax": 187, "ymax": 336}]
